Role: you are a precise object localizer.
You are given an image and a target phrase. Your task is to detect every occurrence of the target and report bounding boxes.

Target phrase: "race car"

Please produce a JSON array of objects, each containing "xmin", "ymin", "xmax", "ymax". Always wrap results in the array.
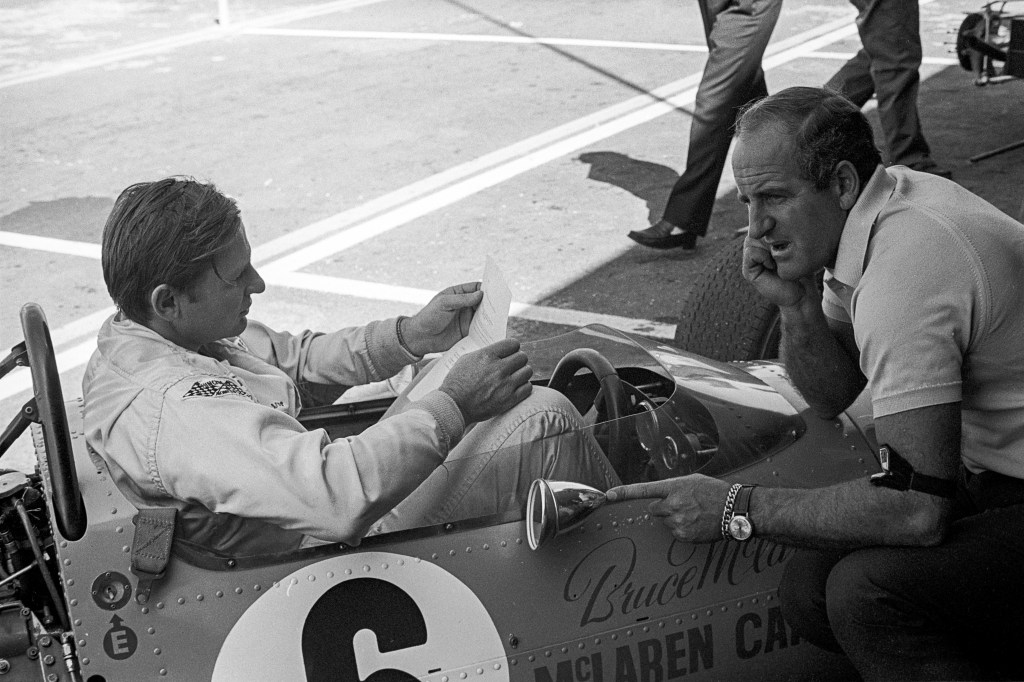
[{"xmin": 0, "ymin": 292, "xmax": 876, "ymax": 681}]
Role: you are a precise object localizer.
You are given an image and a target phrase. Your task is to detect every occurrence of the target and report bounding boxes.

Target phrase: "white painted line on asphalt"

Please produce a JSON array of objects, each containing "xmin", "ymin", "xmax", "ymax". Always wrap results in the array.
[
  {"xmin": 1, "ymin": 305, "xmax": 113, "ymax": 403},
  {"xmin": 0, "ymin": 0, "xmax": 388, "ymax": 90},
  {"xmin": 0, "ymin": 230, "xmax": 676, "ymax": 343},
  {"xmin": 250, "ymin": 73, "xmax": 700, "ymax": 263},
  {"xmin": 47, "ymin": 307, "xmax": 116, "ymax": 347},
  {"xmin": 1, "ymin": 9, "xmax": 883, "ymax": 401},
  {"xmin": 243, "ymin": 28, "xmax": 710, "ymax": 53},
  {"xmin": 266, "ymin": 272, "xmax": 678, "ymax": 339},
  {"xmin": 262, "ymin": 20, "xmax": 863, "ymax": 276},
  {"xmin": 0, "ymin": 339, "xmax": 97, "ymax": 402},
  {"xmin": 0, "ymin": 231, "xmax": 100, "ymax": 259},
  {"xmin": 0, "ymin": 250, "xmax": 673, "ymax": 401},
  {"xmin": 0, "ymin": 231, "xmax": 104, "ymax": 394},
  {"xmin": 2, "ymin": 12, "xmax": 862, "ymax": 405},
  {"xmin": 806, "ymin": 51, "xmax": 960, "ymax": 66},
  {"xmin": 233, "ymin": 15, "xmax": 860, "ymax": 265},
  {"xmin": 250, "ymin": 78, "xmax": 706, "ymax": 264},
  {"xmin": 229, "ymin": 15, "xmax": 856, "ymax": 266}
]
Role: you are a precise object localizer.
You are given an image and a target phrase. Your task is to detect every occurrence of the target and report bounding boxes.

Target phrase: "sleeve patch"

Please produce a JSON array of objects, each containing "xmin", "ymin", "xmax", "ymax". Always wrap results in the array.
[{"xmin": 181, "ymin": 379, "xmax": 254, "ymax": 402}]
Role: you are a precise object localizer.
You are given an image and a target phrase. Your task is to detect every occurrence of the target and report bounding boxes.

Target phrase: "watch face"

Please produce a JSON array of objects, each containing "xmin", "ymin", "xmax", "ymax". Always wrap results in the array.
[{"xmin": 729, "ymin": 515, "xmax": 753, "ymax": 541}]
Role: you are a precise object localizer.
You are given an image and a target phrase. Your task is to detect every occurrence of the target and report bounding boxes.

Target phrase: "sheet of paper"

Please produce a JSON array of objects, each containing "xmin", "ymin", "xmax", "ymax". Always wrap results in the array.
[{"xmin": 403, "ymin": 257, "xmax": 511, "ymax": 402}]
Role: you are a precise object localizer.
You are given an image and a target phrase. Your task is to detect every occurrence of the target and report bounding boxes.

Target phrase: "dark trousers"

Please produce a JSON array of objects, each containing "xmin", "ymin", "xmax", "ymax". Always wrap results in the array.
[
  {"xmin": 780, "ymin": 470, "xmax": 1024, "ymax": 681},
  {"xmin": 825, "ymin": 0, "xmax": 931, "ymax": 166},
  {"xmin": 661, "ymin": 0, "xmax": 781, "ymax": 235}
]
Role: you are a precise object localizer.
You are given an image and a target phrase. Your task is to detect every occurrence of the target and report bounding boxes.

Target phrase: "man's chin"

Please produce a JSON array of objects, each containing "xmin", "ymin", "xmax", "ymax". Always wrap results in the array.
[
  {"xmin": 775, "ymin": 261, "xmax": 816, "ymax": 282},
  {"xmin": 230, "ymin": 315, "xmax": 249, "ymax": 337}
]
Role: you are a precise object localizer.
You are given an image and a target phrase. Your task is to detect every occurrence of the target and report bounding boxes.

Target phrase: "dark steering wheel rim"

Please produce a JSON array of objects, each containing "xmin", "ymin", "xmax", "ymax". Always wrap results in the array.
[
  {"xmin": 547, "ymin": 348, "xmax": 629, "ymax": 480},
  {"xmin": 21, "ymin": 303, "xmax": 86, "ymax": 541}
]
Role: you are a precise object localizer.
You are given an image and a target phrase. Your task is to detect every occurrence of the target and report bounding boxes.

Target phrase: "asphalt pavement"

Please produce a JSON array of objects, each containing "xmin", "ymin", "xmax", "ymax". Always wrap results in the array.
[{"xmin": 1, "ymin": 0, "xmax": 1022, "ymax": 471}]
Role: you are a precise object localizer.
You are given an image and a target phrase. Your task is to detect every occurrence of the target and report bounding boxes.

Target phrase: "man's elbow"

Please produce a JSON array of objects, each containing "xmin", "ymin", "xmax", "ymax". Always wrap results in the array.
[
  {"xmin": 809, "ymin": 402, "xmax": 845, "ymax": 421},
  {"xmin": 798, "ymin": 378, "xmax": 864, "ymax": 420},
  {"xmin": 809, "ymin": 375, "xmax": 867, "ymax": 420},
  {"xmin": 898, "ymin": 502, "xmax": 952, "ymax": 547},
  {"xmin": 806, "ymin": 392, "xmax": 857, "ymax": 421}
]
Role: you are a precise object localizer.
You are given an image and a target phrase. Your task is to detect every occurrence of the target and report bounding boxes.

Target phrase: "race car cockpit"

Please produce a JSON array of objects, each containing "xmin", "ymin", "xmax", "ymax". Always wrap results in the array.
[{"xmin": 0, "ymin": 305, "xmax": 872, "ymax": 681}]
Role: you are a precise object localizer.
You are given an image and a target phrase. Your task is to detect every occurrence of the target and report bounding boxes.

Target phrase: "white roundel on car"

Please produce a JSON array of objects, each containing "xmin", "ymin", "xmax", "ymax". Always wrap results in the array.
[{"xmin": 212, "ymin": 551, "xmax": 509, "ymax": 681}]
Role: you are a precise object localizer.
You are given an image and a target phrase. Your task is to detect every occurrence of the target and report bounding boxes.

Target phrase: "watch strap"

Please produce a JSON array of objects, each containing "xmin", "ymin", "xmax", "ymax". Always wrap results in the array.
[
  {"xmin": 732, "ymin": 484, "xmax": 757, "ymax": 518},
  {"xmin": 870, "ymin": 444, "xmax": 957, "ymax": 499}
]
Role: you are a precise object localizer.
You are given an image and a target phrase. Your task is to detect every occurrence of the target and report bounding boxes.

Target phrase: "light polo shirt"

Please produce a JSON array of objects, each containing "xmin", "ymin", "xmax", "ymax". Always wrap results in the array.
[{"xmin": 823, "ymin": 165, "xmax": 1024, "ymax": 477}]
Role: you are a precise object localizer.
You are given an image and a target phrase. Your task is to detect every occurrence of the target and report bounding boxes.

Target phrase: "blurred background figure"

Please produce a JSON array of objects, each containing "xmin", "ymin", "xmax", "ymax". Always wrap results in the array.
[
  {"xmin": 627, "ymin": 0, "xmax": 782, "ymax": 251},
  {"xmin": 826, "ymin": 0, "xmax": 951, "ymax": 178}
]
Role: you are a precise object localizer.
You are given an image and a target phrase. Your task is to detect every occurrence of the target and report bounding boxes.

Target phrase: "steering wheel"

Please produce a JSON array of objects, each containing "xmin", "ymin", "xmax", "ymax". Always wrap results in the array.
[
  {"xmin": 21, "ymin": 303, "xmax": 86, "ymax": 541},
  {"xmin": 547, "ymin": 348, "xmax": 631, "ymax": 480}
]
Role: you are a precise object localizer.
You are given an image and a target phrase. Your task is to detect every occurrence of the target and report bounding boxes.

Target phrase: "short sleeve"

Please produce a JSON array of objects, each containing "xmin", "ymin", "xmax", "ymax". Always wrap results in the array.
[{"xmin": 852, "ymin": 227, "xmax": 979, "ymax": 417}]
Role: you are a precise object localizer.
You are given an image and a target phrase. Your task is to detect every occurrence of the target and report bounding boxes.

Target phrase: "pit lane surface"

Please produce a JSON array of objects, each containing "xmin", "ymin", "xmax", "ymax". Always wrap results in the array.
[{"xmin": 1, "ymin": 0, "xmax": 1021, "ymax": 471}]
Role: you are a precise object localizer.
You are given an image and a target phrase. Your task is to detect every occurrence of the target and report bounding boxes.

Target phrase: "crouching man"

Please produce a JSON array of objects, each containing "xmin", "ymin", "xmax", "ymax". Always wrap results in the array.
[
  {"xmin": 608, "ymin": 87, "xmax": 1024, "ymax": 680},
  {"xmin": 84, "ymin": 177, "xmax": 618, "ymax": 556}
]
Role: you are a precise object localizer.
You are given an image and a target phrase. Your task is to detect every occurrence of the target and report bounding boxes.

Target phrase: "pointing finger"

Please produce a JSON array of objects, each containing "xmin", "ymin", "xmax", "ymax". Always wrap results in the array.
[{"xmin": 606, "ymin": 480, "xmax": 677, "ymax": 502}]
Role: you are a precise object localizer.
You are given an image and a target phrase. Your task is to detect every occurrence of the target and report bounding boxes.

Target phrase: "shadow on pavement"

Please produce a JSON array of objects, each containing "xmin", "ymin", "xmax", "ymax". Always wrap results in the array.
[
  {"xmin": 577, "ymin": 151, "xmax": 679, "ymax": 225},
  {"xmin": 0, "ymin": 197, "xmax": 113, "ymax": 242},
  {"xmin": 510, "ymin": 64, "xmax": 1024, "ymax": 345}
]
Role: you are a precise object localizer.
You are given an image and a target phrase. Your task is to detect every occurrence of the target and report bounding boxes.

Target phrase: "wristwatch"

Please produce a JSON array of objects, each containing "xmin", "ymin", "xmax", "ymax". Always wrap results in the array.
[{"xmin": 727, "ymin": 485, "xmax": 757, "ymax": 541}]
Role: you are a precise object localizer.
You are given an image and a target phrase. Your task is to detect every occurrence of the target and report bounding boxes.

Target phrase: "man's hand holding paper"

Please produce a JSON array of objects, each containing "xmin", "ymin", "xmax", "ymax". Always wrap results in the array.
[
  {"xmin": 404, "ymin": 257, "xmax": 517, "ymax": 408},
  {"xmin": 400, "ymin": 282, "xmax": 484, "ymax": 356}
]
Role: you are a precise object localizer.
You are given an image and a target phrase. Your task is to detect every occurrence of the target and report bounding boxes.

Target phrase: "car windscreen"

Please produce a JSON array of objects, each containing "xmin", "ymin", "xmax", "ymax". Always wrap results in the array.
[
  {"xmin": 356, "ymin": 324, "xmax": 805, "ymax": 539},
  {"xmin": 524, "ymin": 325, "xmax": 806, "ymax": 482}
]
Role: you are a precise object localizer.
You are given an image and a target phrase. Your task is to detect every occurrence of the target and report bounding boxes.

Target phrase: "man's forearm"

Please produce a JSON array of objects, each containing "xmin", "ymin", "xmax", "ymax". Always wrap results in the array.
[
  {"xmin": 780, "ymin": 301, "xmax": 865, "ymax": 418},
  {"xmin": 754, "ymin": 480, "xmax": 949, "ymax": 549}
]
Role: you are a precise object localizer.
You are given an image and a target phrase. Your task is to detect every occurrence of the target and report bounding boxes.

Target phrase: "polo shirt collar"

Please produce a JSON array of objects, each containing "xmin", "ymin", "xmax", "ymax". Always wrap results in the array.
[{"xmin": 829, "ymin": 164, "xmax": 896, "ymax": 289}]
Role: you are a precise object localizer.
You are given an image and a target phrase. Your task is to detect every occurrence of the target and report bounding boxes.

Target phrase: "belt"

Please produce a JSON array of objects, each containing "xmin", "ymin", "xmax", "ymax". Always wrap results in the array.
[{"xmin": 958, "ymin": 467, "xmax": 1024, "ymax": 514}]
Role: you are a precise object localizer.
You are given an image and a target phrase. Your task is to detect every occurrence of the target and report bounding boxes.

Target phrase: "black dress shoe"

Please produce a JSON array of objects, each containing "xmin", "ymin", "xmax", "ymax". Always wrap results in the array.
[{"xmin": 627, "ymin": 227, "xmax": 698, "ymax": 250}]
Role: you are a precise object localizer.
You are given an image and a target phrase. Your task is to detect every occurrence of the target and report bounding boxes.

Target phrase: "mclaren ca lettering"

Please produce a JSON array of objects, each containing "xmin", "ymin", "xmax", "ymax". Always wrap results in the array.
[
  {"xmin": 531, "ymin": 605, "xmax": 801, "ymax": 682},
  {"xmin": 533, "ymin": 626, "xmax": 713, "ymax": 682},
  {"xmin": 563, "ymin": 537, "xmax": 792, "ymax": 627}
]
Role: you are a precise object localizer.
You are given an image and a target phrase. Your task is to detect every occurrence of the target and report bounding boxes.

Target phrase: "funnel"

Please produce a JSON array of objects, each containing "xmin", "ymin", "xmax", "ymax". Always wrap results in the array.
[{"xmin": 525, "ymin": 479, "xmax": 607, "ymax": 550}]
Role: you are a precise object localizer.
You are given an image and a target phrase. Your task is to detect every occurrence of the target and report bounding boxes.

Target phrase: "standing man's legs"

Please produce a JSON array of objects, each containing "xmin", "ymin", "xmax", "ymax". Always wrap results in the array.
[
  {"xmin": 826, "ymin": 0, "xmax": 947, "ymax": 174},
  {"xmin": 825, "ymin": 49, "xmax": 875, "ymax": 107},
  {"xmin": 628, "ymin": 0, "xmax": 781, "ymax": 250}
]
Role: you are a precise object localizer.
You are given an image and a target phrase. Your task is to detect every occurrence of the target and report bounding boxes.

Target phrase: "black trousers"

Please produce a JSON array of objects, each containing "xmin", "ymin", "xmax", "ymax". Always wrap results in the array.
[
  {"xmin": 780, "ymin": 470, "xmax": 1024, "ymax": 681},
  {"xmin": 660, "ymin": 0, "xmax": 781, "ymax": 235}
]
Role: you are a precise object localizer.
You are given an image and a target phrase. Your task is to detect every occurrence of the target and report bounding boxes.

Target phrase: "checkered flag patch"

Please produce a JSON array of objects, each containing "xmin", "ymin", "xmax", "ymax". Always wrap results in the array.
[{"xmin": 182, "ymin": 379, "xmax": 254, "ymax": 402}]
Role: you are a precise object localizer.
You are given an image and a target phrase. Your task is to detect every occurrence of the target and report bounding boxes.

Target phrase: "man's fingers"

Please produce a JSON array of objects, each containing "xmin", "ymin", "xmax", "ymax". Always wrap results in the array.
[
  {"xmin": 512, "ymin": 381, "xmax": 533, "ymax": 404},
  {"xmin": 742, "ymin": 234, "xmax": 769, "ymax": 255},
  {"xmin": 501, "ymin": 351, "xmax": 529, "ymax": 376},
  {"xmin": 437, "ymin": 289, "xmax": 483, "ymax": 311},
  {"xmin": 742, "ymin": 237, "xmax": 775, "ymax": 270},
  {"xmin": 484, "ymin": 338, "xmax": 521, "ymax": 358},
  {"xmin": 441, "ymin": 281, "xmax": 482, "ymax": 295},
  {"xmin": 606, "ymin": 480, "xmax": 676, "ymax": 502},
  {"xmin": 509, "ymin": 364, "xmax": 534, "ymax": 386}
]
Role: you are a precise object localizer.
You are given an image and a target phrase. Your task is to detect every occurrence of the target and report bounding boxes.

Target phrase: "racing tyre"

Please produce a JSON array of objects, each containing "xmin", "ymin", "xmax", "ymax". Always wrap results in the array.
[{"xmin": 674, "ymin": 236, "xmax": 781, "ymax": 361}]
